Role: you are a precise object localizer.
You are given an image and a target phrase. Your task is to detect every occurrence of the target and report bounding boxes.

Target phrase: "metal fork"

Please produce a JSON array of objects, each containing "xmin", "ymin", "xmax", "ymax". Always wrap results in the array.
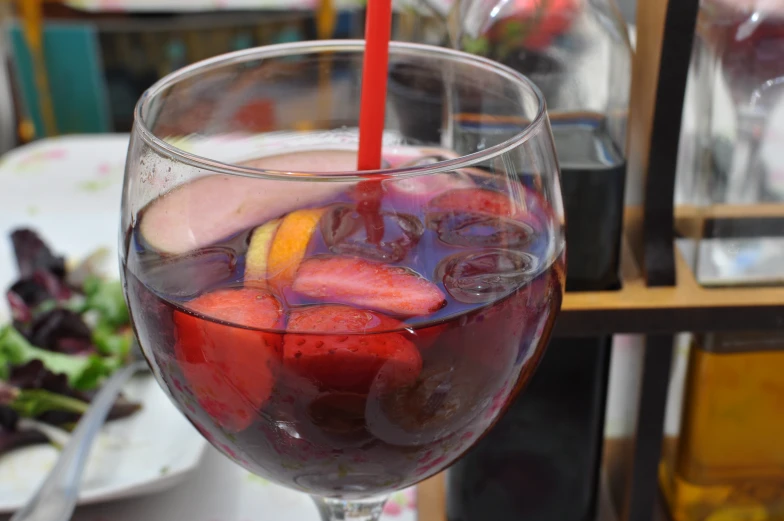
[{"xmin": 10, "ymin": 360, "xmax": 146, "ymax": 521}]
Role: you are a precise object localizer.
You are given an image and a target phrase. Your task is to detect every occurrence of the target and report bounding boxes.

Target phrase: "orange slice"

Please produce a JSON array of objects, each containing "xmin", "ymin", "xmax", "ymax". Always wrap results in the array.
[
  {"xmin": 267, "ymin": 207, "xmax": 326, "ymax": 289},
  {"xmin": 244, "ymin": 218, "xmax": 282, "ymax": 288}
]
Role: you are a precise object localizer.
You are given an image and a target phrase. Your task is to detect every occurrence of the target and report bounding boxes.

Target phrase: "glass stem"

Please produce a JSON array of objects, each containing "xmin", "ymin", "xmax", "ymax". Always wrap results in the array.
[{"xmin": 312, "ymin": 496, "xmax": 389, "ymax": 521}]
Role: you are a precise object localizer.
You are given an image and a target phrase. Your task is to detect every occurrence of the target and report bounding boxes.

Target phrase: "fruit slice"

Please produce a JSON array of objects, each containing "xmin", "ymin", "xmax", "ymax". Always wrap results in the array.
[
  {"xmin": 283, "ymin": 305, "xmax": 422, "ymax": 393},
  {"xmin": 173, "ymin": 288, "xmax": 283, "ymax": 432},
  {"xmin": 244, "ymin": 218, "xmax": 281, "ymax": 287},
  {"xmin": 292, "ymin": 256, "xmax": 447, "ymax": 316},
  {"xmin": 267, "ymin": 208, "xmax": 326, "ymax": 289},
  {"xmin": 139, "ymin": 149, "xmax": 357, "ymax": 255}
]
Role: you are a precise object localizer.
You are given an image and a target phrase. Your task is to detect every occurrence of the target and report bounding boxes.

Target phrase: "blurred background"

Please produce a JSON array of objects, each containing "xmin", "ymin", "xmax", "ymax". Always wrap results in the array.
[{"xmin": 0, "ymin": 0, "xmax": 636, "ymax": 156}]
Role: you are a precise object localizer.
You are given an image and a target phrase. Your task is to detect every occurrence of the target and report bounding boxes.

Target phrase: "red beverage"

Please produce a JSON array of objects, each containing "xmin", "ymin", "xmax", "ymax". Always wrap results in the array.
[
  {"xmin": 122, "ymin": 148, "xmax": 563, "ymax": 498},
  {"xmin": 699, "ymin": 0, "xmax": 784, "ymax": 102}
]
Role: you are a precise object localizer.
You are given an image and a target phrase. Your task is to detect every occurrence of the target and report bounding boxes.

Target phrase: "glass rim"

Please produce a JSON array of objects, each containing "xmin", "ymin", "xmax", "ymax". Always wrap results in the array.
[{"xmin": 135, "ymin": 39, "xmax": 549, "ymax": 181}]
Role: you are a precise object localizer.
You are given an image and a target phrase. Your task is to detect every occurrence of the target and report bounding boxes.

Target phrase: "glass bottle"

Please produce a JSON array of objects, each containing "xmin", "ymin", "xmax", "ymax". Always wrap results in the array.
[
  {"xmin": 445, "ymin": 2, "xmax": 631, "ymax": 521},
  {"xmin": 660, "ymin": 332, "xmax": 784, "ymax": 521},
  {"xmin": 452, "ymin": 0, "xmax": 632, "ymax": 292},
  {"xmin": 676, "ymin": 0, "xmax": 784, "ymax": 287}
]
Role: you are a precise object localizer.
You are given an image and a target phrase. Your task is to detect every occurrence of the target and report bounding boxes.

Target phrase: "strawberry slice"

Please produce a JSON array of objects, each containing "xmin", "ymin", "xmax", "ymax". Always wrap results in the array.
[
  {"xmin": 283, "ymin": 305, "xmax": 422, "ymax": 393},
  {"xmin": 292, "ymin": 256, "xmax": 446, "ymax": 316},
  {"xmin": 427, "ymin": 187, "xmax": 518, "ymax": 217},
  {"xmin": 174, "ymin": 288, "xmax": 283, "ymax": 432}
]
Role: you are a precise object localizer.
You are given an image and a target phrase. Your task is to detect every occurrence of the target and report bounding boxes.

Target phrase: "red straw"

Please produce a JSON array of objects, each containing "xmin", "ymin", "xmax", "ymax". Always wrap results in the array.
[
  {"xmin": 357, "ymin": 0, "xmax": 393, "ymax": 171},
  {"xmin": 355, "ymin": 0, "xmax": 393, "ymax": 243}
]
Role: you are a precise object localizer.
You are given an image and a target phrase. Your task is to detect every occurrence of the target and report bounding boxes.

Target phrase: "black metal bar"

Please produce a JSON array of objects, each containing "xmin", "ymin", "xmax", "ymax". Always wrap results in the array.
[
  {"xmin": 633, "ymin": 0, "xmax": 700, "ymax": 519},
  {"xmin": 624, "ymin": 334, "xmax": 675, "ymax": 521},
  {"xmin": 701, "ymin": 216, "xmax": 784, "ymax": 239},
  {"xmin": 642, "ymin": 0, "xmax": 700, "ymax": 287},
  {"xmin": 554, "ymin": 305, "xmax": 784, "ymax": 337}
]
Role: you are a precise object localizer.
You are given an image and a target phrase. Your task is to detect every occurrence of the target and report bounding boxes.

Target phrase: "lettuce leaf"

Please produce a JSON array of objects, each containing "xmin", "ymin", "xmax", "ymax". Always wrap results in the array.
[
  {"xmin": 0, "ymin": 326, "xmax": 118, "ymax": 391},
  {"xmin": 82, "ymin": 276, "xmax": 129, "ymax": 329}
]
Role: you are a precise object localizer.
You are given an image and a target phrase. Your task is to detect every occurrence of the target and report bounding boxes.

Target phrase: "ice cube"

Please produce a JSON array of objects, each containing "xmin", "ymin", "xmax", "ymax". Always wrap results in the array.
[
  {"xmin": 135, "ymin": 247, "xmax": 238, "ymax": 300},
  {"xmin": 321, "ymin": 205, "xmax": 424, "ymax": 263},
  {"xmin": 435, "ymin": 249, "xmax": 537, "ymax": 304},
  {"xmin": 365, "ymin": 360, "xmax": 485, "ymax": 447},
  {"xmin": 429, "ymin": 212, "xmax": 534, "ymax": 249}
]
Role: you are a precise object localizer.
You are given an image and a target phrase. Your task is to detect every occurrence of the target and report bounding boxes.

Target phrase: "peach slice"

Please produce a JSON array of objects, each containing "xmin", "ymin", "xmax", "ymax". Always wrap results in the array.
[
  {"xmin": 244, "ymin": 218, "xmax": 282, "ymax": 288},
  {"xmin": 139, "ymin": 149, "xmax": 357, "ymax": 255},
  {"xmin": 267, "ymin": 207, "xmax": 327, "ymax": 289}
]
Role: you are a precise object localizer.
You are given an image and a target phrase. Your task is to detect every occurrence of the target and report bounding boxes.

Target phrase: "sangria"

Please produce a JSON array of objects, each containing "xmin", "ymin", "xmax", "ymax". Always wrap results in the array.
[{"xmin": 120, "ymin": 41, "xmax": 565, "ymax": 518}]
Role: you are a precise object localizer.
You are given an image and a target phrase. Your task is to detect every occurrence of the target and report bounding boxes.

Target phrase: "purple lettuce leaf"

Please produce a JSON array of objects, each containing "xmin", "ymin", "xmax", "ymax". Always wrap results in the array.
[
  {"xmin": 29, "ymin": 309, "xmax": 93, "ymax": 355},
  {"xmin": 10, "ymin": 229, "xmax": 66, "ymax": 280},
  {"xmin": 9, "ymin": 360, "xmax": 72, "ymax": 395}
]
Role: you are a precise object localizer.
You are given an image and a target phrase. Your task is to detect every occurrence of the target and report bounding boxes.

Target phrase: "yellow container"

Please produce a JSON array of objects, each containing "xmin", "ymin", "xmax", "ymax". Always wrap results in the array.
[{"xmin": 660, "ymin": 332, "xmax": 784, "ymax": 521}]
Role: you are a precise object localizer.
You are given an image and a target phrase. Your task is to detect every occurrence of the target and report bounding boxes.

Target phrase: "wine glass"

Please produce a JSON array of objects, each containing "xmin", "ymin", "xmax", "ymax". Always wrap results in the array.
[{"xmin": 120, "ymin": 40, "xmax": 565, "ymax": 521}]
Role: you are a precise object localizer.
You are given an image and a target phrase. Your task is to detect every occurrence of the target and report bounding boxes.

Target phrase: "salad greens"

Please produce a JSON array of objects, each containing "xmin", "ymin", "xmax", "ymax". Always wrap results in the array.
[
  {"xmin": 0, "ymin": 326, "xmax": 121, "ymax": 389},
  {"xmin": 1, "ymin": 229, "xmax": 140, "ymax": 456}
]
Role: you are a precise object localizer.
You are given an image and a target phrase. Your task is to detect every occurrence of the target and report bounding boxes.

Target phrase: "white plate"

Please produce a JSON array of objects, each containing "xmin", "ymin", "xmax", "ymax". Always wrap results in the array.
[{"xmin": 0, "ymin": 135, "xmax": 207, "ymax": 513}]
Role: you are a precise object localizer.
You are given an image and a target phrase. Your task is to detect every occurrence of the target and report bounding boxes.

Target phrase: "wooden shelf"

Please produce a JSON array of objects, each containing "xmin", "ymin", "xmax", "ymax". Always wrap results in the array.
[
  {"xmin": 554, "ymin": 207, "xmax": 784, "ymax": 337},
  {"xmin": 418, "ymin": 475, "xmax": 447, "ymax": 521}
]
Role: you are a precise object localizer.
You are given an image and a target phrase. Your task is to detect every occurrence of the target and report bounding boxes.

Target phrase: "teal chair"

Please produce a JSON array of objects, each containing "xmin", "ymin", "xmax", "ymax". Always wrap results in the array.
[{"xmin": 8, "ymin": 21, "xmax": 111, "ymax": 137}]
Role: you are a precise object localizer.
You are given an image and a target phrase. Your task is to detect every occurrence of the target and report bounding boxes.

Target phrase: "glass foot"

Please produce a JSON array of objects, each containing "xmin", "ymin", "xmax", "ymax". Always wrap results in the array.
[{"xmin": 313, "ymin": 495, "xmax": 389, "ymax": 521}]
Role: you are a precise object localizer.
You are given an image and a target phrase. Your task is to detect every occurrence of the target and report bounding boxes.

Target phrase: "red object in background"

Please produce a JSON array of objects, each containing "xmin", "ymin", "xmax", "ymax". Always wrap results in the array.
[
  {"xmin": 490, "ymin": 0, "xmax": 581, "ymax": 49},
  {"xmin": 232, "ymin": 99, "xmax": 276, "ymax": 133}
]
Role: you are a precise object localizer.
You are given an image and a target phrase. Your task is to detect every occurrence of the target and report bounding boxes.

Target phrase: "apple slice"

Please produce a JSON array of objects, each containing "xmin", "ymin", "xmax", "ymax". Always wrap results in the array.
[
  {"xmin": 244, "ymin": 218, "xmax": 281, "ymax": 288},
  {"xmin": 139, "ymin": 149, "xmax": 357, "ymax": 255}
]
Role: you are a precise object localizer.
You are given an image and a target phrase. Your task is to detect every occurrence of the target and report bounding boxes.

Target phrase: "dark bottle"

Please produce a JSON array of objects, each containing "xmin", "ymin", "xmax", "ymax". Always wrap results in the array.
[
  {"xmin": 446, "ymin": 0, "xmax": 631, "ymax": 520},
  {"xmin": 454, "ymin": 0, "xmax": 632, "ymax": 292},
  {"xmin": 447, "ymin": 337, "xmax": 611, "ymax": 521}
]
